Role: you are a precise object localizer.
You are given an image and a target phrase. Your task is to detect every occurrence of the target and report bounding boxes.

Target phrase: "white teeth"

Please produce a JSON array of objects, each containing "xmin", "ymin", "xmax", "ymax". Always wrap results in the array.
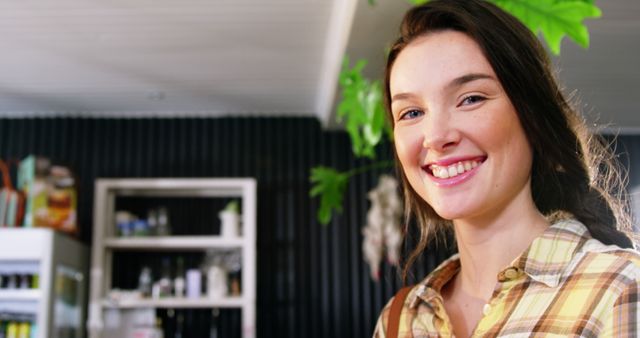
[
  {"xmin": 440, "ymin": 167, "xmax": 449, "ymax": 178},
  {"xmin": 430, "ymin": 160, "xmax": 482, "ymax": 179},
  {"xmin": 448, "ymin": 166, "xmax": 457, "ymax": 177}
]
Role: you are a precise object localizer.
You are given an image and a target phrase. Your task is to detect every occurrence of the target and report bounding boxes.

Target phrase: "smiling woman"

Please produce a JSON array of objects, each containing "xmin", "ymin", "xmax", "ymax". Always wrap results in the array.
[
  {"xmin": 373, "ymin": 0, "xmax": 640, "ymax": 337},
  {"xmin": 391, "ymin": 31, "xmax": 534, "ymax": 224}
]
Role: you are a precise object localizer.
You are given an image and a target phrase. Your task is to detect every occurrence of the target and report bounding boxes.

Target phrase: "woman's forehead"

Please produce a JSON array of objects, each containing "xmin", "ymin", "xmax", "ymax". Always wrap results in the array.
[{"xmin": 390, "ymin": 31, "xmax": 496, "ymax": 95}]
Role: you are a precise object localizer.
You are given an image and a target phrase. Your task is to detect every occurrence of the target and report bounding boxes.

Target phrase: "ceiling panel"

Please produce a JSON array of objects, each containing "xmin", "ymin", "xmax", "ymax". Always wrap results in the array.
[{"xmin": 0, "ymin": 0, "xmax": 337, "ymax": 117}]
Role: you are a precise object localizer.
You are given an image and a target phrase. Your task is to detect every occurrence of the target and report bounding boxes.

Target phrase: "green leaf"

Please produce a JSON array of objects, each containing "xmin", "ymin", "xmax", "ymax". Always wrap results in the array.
[
  {"xmin": 309, "ymin": 166, "xmax": 350, "ymax": 225},
  {"xmin": 490, "ymin": 0, "xmax": 601, "ymax": 54},
  {"xmin": 555, "ymin": 0, "xmax": 594, "ymax": 4},
  {"xmin": 337, "ymin": 57, "xmax": 391, "ymax": 159},
  {"xmin": 309, "ymin": 161, "xmax": 394, "ymax": 225},
  {"xmin": 406, "ymin": 0, "xmax": 429, "ymax": 4}
]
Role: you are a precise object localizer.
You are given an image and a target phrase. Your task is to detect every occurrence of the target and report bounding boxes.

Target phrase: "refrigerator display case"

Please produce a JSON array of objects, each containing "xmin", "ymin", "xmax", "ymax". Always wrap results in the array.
[{"xmin": 0, "ymin": 228, "xmax": 88, "ymax": 338}]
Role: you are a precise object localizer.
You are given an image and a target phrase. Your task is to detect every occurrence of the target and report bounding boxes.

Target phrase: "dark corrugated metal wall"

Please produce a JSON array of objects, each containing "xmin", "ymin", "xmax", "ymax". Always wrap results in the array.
[{"xmin": 0, "ymin": 117, "xmax": 453, "ymax": 338}]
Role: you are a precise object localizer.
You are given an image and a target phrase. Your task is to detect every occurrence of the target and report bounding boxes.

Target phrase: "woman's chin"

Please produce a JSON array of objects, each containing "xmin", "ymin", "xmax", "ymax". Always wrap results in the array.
[
  {"xmin": 431, "ymin": 205, "xmax": 475, "ymax": 222},
  {"xmin": 431, "ymin": 210, "xmax": 457, "ymax": 221}
]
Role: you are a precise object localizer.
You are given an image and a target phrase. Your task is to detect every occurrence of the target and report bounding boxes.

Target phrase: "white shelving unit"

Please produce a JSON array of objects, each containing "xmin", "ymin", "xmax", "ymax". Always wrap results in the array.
[
  {"xmin": 103, "ymin": 236, "xmax": 244, "ymax": 250},
  {"xmin": 87, "ymin": 178, "xmax": 257, "ymax": 338},
  {"xmin": 0, "ymin": 289, "xmax": 41, "ymax": 301},
  {"xmin": 0, "ymin": 228, "xmax": 88, "ymax": 338},
  {"xmin": 101, "ymin": 296, "xmax": 245, "ymax": 309}
]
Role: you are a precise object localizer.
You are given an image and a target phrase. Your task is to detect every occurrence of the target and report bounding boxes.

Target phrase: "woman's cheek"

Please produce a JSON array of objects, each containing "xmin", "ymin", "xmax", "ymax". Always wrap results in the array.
[{"xmin": 394, "ymin": 127, "xmax": 422, "ymax": 166}]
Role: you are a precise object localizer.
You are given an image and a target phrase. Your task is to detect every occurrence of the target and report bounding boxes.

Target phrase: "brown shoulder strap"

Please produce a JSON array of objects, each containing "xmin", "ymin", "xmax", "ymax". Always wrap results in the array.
[{"xmin": 387, "ymin": 286, "xmax": 413, "ymax": 338}]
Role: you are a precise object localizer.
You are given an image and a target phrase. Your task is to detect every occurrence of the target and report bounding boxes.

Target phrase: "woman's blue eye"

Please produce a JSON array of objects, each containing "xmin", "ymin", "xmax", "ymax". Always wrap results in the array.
[
  {"xmin": 400, "ymin": 109, "xmax": 423, "ymax": 120},
  {"xmin": 460, "ymin": 95, "xmax": 485, "ymax": 106}
]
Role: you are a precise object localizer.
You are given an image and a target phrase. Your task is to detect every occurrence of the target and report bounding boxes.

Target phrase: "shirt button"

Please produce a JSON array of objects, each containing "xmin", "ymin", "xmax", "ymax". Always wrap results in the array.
[
  {"xmin": 504, "ymin": 268, "xmax": 520, "ymax": 280},
  {"xmin": 482, "ymin": 303, "xmax": 491, "ymax": 316}
]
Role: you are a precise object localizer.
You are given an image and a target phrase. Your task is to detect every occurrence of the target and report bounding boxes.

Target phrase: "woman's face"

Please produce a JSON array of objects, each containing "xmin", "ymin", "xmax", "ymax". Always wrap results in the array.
[{"xmin": 390, "ymin": 30, "xmax": 533, "ymax": 222}]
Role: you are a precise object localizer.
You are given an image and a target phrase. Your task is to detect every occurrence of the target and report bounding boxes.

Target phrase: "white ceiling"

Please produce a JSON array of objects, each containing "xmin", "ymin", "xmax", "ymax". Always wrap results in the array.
[
  {"xmin": 0, "ymin": 0, "xmax": 638, "ymax": 131},
  {"xmin": 0, "ymin": 0, "xmax": 356, "ymax": 122}
]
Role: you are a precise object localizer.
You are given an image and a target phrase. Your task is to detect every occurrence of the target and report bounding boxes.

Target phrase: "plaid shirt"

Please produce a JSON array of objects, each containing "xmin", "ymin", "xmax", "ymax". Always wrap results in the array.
[{"xmin": 373, "ymin": 219, "xmax": 640, "ymax": 337}]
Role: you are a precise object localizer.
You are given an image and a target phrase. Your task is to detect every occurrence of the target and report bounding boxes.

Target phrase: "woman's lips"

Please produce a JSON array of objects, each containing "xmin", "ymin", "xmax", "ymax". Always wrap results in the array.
[{"xmin": 422, "ymin": 156, "xmax": 486, "ymax": 187}]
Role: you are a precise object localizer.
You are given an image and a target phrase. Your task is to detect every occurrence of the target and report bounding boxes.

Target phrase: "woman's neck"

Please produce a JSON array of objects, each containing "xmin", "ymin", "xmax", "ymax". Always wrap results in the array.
[{"xmin": 451, "ymin": 188, "xmax": 549, "ymax": 301}]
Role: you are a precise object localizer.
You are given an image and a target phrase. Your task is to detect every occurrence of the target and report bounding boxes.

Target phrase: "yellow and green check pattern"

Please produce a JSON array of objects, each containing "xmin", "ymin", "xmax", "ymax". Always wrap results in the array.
[{"xmin": 373, "ymin": 219, "xmax": 640, "ymax": 337}]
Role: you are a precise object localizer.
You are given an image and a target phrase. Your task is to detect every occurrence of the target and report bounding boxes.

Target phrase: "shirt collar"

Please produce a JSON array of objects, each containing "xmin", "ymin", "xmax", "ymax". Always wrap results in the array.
[
  {"xmin": 409, "ymin": 218, "xmax": 592, "ymax": 309},
  {"xmin": 513, "ymin": 218, "xmax": 591, "ymax": 287},
  {"xmin": 410, "ymin": 253, "xmax": 460, "ymax": 308}
]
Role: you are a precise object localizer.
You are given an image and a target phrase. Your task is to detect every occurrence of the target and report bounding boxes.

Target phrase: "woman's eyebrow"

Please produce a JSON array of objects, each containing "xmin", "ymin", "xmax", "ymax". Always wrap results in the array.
[
  {"xmin": 391, "ymin": 92, "xmax": 416, "ymax": 104},
  {"xmin": 391, "ymin": 73, "xmax": 495, "ymax": 103},
  {"xmin": 446, "ymin": 73, "xmax": 495, "ymax": 90}
]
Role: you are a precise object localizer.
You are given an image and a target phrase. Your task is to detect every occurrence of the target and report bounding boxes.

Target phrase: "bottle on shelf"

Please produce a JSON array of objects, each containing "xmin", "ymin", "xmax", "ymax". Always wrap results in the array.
[
  {"xmin": 6, "ymin": 274, "xmax": 17, "ymax": 289},
  {"xmin": 0, "ymin": 271, "xmax": 35, "ymax": 290},
  {"xmin": 16, "ymin": 322, "xmax": 29, "ymax": 338},
  {"xmin": 229, "ymin": 271, "xmax": 241, "ymax": 296},
  {"xmin": 146, "ymin": 209, "xmax": 158, "ymax": 237},
  {"xmin": 30, "ymin": 273, "xmax": 38, "ymax": 289},
  {"xmin": 156, "ymin": 207, "xmax": 171, "ymax": 237},
  {"xmin": 133, "ymin": 220, "xmax": 149, "ymax": 237},
  {"xmin": 18, "ymin": 274, "xmax": 30, "ymax": 290},
  {"xmin": 206, "ymin": 256, "xmax": 227, "ymax": 299},
  {"xmin": 115, "ymin": 211, "xmax": 136, "ymax": 237},
  {"xmin": 158, "ymin": 258, "xmax": 172, "ymax": 298},
  {"xmin": 138, "ymin": 266, "xmax": 152, "ymax": 298},
  {"xmin": 173, "ymin": 258, "xmax": 185, "ymax": 298},
  {"xmin": 185, "ymin": 269, "xmax": 201, "ymax": 299},
  {"xmin": 5, "ymin": 321, "xmax": 17, "ymax": 338},
  {"xmin": 225, "ymin": 250, "xmax": 242, "ymax": 296}
]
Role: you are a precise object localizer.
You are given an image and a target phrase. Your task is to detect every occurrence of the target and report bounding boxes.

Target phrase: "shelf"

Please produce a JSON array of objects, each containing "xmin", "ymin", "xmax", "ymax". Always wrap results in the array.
[
  {"xmin": 90, "ymin": 178, "xmax": 256, "ymax": 338},
  {"xmin": 104, "ymin": 236, "xmax": 244, "ymax": 251},
  {"xmin": 0, "ymin": 289, "xmax": 41, "ymax": 301},
  {"xmin": 101, "ymin": 296, "xmax": 245, "ymax": 309},
  {"xmin": 97, "ymin": 178, "xmax": 254, "ymax": 198}
]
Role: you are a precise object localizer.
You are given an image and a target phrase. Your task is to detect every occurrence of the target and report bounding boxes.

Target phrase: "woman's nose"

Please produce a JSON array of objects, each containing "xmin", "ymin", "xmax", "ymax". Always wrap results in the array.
[{"xmin": 422, "ymin": 113, "xmax": 460, "ymax": 151}]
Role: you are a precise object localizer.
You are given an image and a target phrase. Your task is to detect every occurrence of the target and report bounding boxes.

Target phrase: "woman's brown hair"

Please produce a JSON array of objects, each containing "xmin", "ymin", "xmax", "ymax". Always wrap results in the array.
[{"xmin": 383, "ymin": 0, "xmax": 635, "ymax": 281}]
